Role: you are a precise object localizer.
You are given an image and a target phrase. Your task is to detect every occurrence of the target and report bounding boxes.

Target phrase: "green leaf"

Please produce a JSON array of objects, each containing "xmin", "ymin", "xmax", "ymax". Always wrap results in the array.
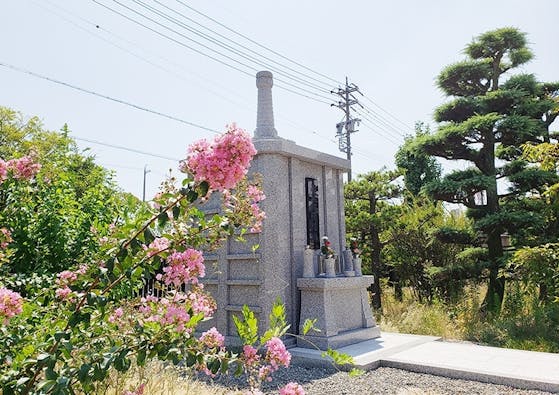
[
  {"xmin": 302, "ymin": 318, "xmax": 319, "ymax": 335},
  {"xmin": 143, "ymin": 227, "xmax": 155, "ymax": 244},
  {"xmin": 172, "ymin": 205, "xmax": 181, "ymax": 220},
  {"xmin": 157, "ymin": 212, "xmax": 168, "ymax": 227},
  {"xmin": 37, "ymin": 380, "xmax": 56, "ymax": 392},
  {"xmin": 137, "ymin": 348, "xmax": 147, "ymax": 366},
  {"xmin": 37, "ymin": 353, "xmax": 51, "ymax": 363},
  {"xmin": 349, "ymin": 368, "xmax": 364, "ymax": 377},
  {"xmin": 197, "ymin": 181, "xmax": 209, "ymax": 197},
  {"xmin": 114, "ymin": 349, "xmax": 131, "ymax": 372},
  {"xmin": 16, "ymin": 377, "xmax": 30, "ymax": 387},
  {"xmin": 78, "ymin": 364, "xmax": 91, "ymax": 382},
  {"xmin": 321, "ymin": 348, "xmax": 354, "ymax": 366},
  {"xmin": 232, "ymin": 305, "xmax": 258, "ymax": 346},
  {"xmin": 106, "ymin": 257, "xmax": 115, "ymax": 272},
  {"xmin": 208, "ymin": 358, "xmax": 221, "ymax": 374}
]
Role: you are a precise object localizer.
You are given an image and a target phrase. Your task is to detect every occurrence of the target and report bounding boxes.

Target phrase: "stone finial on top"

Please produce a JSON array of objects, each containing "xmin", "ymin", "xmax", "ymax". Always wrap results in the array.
[{"xmin": 254, "ymin": 71, "xmax": 279, "ymax": 139}]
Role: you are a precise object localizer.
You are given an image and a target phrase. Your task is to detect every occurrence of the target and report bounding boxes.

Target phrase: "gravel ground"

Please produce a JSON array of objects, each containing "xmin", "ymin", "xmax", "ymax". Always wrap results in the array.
[{"xmin": 201, "ymin": 365, "xmax": 553, "ymax": 395}]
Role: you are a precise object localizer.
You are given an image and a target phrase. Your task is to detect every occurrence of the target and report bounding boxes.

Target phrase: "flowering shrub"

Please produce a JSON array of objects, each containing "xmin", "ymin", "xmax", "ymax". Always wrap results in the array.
[
  {"xmin": 180, "ymin": 123, "xmax": 256, "ymax": 191},
  {"xmin": 0, "ymin": 125, "xmax": 300, "ymax": 394},
  {"xmin": 0, "ymin": 287, "xmax": 23, "ymax": 324}
]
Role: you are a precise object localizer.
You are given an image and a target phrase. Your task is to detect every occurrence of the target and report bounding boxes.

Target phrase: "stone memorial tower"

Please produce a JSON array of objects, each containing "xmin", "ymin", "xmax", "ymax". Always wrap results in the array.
[{"xmin": 200, "ymin": 71, "xmax": 380, "ymax": 349}]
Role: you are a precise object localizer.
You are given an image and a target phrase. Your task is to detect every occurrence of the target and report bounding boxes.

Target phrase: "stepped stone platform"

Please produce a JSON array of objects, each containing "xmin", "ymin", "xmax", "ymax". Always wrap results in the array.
[{"xmin": 289, "ymin": 332, "xmax": 559, "ymax": 393}]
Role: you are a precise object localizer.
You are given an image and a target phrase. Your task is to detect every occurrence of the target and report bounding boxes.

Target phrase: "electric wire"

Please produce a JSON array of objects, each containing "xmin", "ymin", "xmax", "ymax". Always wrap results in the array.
[
  {"xmin": 172, "ymin": 0, "xmax": 343, "ymax": 86},
  {"xmin": 359, "ymin": 104, "xmax": 408, "ymax": 138},
  {"xmin": 171, "ymin": 0, "xmax": 413, "ymax": 133},
  {"xmin": 19, "ymin": 2, "xmax": 404, "ymax": 169},
  {"xmin": 74, "ymin": 136, "xmax": 181, "ymax": 161},
  {"xmin": 138, "ymin": 0, "xmax": 333, "ymax": 94},
  {"xmin": 34, "ymin": 0, "xmax": 258, "ymax": 114},
  {"xmin": 355, "ymin": 107, "xmax": 405, "ymax": 142},
  {"xmin": 96, "ymin": 0, "xmax": 333, "ymax": 104},
  {"xmin": 361, "ymin": 95, "xmax": 414, "ymax": 133},
  {"xmin": 0, "ymin": 61, "xmax": 220, "ymax": 134}
]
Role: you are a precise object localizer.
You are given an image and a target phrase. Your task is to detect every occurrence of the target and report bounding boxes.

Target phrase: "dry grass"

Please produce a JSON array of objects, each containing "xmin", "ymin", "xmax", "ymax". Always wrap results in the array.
[
  {"xmin": 378, "ymin": 287, "xmax": 464, "ymax": 340},
  {"xmin": 92, "ymin": 360, "xmax": 236, "ymax": 395}
]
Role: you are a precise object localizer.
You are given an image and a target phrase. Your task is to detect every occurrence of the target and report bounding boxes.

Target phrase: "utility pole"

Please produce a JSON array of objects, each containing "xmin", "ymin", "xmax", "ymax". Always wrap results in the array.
[
  {"xmin": 332, "ymin": 77, "xmax": 362, "ymax": 181},
  {"xmin": 142, "ymin": 164, "xmax": 151, "ymax": 202}
]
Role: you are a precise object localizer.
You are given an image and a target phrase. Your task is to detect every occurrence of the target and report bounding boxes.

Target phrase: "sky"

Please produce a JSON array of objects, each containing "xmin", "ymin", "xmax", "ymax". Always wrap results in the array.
[{"xmin": 1, "ymin": 0, "xmax": 558, "ymax": 199}]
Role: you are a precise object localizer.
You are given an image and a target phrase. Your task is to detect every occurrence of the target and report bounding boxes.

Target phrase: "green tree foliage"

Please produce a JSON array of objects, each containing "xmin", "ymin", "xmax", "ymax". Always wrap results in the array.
[
  {"xmin": 345, "ymin": 169, "xmax": 402, "ymax": 309},
  {"xmin": 406, "ymin": 28, "xmax": 559, "ymax": 312},
  {"xmin": 395, "ymin": 122, "xmax": 442, "ymax": 196},
  {"xmin": 0, "ymin": 107, "xmax": 138, "ymax": 275},
  {"xmin": 507, "ymin": 141, "xmax": 559, "ymax": 303},
  {"xmin": 383, "ymin": 197, "xmax": 480, "ymax": 303}
]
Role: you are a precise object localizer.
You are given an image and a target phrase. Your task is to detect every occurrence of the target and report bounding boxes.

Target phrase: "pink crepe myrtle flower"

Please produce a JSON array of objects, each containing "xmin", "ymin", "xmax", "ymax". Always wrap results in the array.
[
  {"xmin": 108, "ymin": 307, "xmax": 124, "ymax": 323},
  {"xmin": 55, "ymin": 286, "xmax": 73, "ymax": 301},
  {"xmin": 160, "ymin": 305, "xmax": 191, "ymax": 333},
  {"xmin": 0, "ymin": 160, "xmax": 7, "ymax": 183},
  {"xmin": 257, "ymin": 365, "xmax": 273, "ymax": 382},
  {"xmin": 138, "ymin": 294, "xmax": 193, "ymax": 333},
  {"xmin": 199, "ymin": 327, "xmax": 224, "ymax": 349},
  {"xmin": 56, "ymin": 270, "xmax": 77, "ymax": 285},
  {"xmin": 265, "ymin": 337, "xmax": 291, "ymax": 370},
  {"xmin": 188, "ymin": 290, "xmax": 216, "ymax": 317},
  {"xmin": 180, "ymin": 124, "xmax": 256, "ymax": 192},
  {"xmin": 0, "ymin": 287, "xmax": 23, "ymax": 324},
  {"xmin": 145, "ymin": 237, "xmax": 170, "ymax": 257},
  {"xmin": 157, "ymin": 249, "xmax": 205, "ymax": 287},
  {"xmin": 280, "ymin": 382, "xmax": 305, "ymax": 395},
  {"xmin": 0, "ymin": 227, "xmax": 13, "ymax": 249},
  {"xmin": 7, "ymin": 156, "xmax": 41, "ymax": 180},
  {"xmin": 242, "ymin": 344, "xmax": 260, "ymax": 367}
]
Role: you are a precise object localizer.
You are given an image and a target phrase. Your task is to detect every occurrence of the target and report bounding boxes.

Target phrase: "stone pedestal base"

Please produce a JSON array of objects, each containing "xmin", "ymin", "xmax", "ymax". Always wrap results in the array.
[{"xmin": 297, "ymin": 275, "xmax": 380, "ymax": 350}]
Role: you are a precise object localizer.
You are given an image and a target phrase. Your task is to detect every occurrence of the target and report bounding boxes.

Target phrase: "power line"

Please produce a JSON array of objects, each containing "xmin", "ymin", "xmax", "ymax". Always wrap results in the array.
[
  {"xmin": 358, "ymin": 104, "xmax": 407, "ymax": 138},
  {"xmin": 74, "ymin": 136, "xmax": 181, "ymax": 161},
  {"xmin": 94, "ymin": 0, "xmax": 333, "ymax": 104},
  {"xmin": 0, "ymin": 61, "xmax": 219, "ymax": 134},
  {"xmin": 138, "ymin": 0, "xmax": 333, "ymax": 94},
  {"xmin": 361, "ymin": 95, "xmax": 413, "ymax": 134},
  {"xmin": 354, "ymin": 109, "xmax": 403, "ymax": 144},
  {"xmin": 34, "ymin": 0, "xmax": 269, "ymax": 121},
  {"xmin": 173, "ymin": 0, "xmax": 342, "ymax": 87}
]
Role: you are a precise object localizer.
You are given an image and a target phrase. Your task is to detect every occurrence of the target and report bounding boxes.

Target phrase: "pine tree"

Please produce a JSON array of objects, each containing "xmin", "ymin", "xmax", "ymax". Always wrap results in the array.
[{"xmin": 409, "ymin": 28, "xmax": 559, "ymax": 312}]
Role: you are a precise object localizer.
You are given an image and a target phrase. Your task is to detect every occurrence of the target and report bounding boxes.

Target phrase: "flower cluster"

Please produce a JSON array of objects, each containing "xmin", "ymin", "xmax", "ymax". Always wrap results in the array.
[
  {"xmin": 247, "ymin": 185, "xmax": 266, "ymax": 233},
  {"xmin": 156, "ymin": 248, "xmax": 205, "ymax": 287},
  {"xmin": 137, "ymin": 292, "xmax": 202, "ymax": 333},
  {"xmin": 54, "ymin": 265, "xmax": 88, "ymax": 301},
  {"xmin": 55, "ymin": 270, "xmax": 78, "ymax": 301},
  {"xmin": 0, "ymin": 227, "xmax": 12, "ymax": 250},
  {"xmin": 108, "ymin": 307, "xmax": 124, "ymax": 324},
  {"xmin": 144, "ymin": 237, "xmax": 170, "ymax": 257},
  {"xmin": 242, "ymin": 345, "xmax": 260, "ymax": 367},
  {"xmin": 180, "ymin": 124, "xmax": 256, "ymax": 192},
  {"xmin": 0, "ymin": 287, "xmax": 23, "ymax": 324},
  {"xmin": 280, "ymin": 382, "xmax": 305, "ymax": 395},
  {"xmin": 264, "ymin": 337, "xmax": 291, "ymax": 372},
  {"xmin": 187, "ymin": 288, "xmax": 216, "ymax": 317},
  {"xmin": 0, "ymin": 156, "xmax": 41, "ymax": 183},
  {"xmin": 199, "ymin": 327, "xmax": 225, "ymax": 349}
]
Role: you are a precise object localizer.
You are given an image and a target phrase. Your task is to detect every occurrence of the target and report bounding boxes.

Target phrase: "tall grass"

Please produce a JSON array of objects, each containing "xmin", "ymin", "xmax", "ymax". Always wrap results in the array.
[
  {"xmin": 89, "ymin": 360, "xmax": 235, "ymax": 395},
  {"xmin": 378, "ymin": 282, "xmax": 559, "ymax": 352}
]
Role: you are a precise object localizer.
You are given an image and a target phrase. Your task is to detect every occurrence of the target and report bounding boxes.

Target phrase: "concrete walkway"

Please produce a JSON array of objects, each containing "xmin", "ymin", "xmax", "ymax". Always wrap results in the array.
[{"xmin": 290, "ymin": 332, "xmax": 559, "ymax": 393}]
